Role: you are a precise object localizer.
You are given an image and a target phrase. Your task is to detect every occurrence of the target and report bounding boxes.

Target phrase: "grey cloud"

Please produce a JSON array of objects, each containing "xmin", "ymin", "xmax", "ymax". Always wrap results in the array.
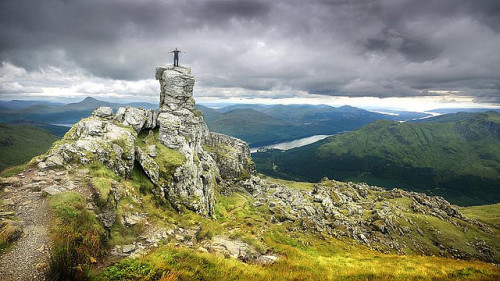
[{"xmin": 0, "ymin": 0, "xmax": 499, "ymax": 103}]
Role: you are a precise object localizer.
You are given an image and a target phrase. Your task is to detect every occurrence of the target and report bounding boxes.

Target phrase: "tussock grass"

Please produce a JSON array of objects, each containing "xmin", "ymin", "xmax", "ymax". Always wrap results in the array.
[
  {"xmin": 97, "ymin": 241, "xmax": 500, "ymax": 281},
  {"xmin": 48, "ymin": 192, "xmax": 107, "ymax": 281}
]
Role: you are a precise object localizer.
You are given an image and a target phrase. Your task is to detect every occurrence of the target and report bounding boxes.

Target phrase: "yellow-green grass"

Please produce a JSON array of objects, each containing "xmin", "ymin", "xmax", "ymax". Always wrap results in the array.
[
  {"xmin": 460, "ymin": 203, "xmax": 500, "ymax": 227},
  {"xmin": 96, "ymin": 236, "xmax": 500, "ymax": 281},
  {"xmin": 264, "ymin": 175, "xmax": 315, "ymax": 191},
  {"xmin": 48, "ymin": 191, "xmax": 107, "ymax": 280},
  {"xmin": 74, "ymin": 159, "xmax": 500, "ymax": 280}
]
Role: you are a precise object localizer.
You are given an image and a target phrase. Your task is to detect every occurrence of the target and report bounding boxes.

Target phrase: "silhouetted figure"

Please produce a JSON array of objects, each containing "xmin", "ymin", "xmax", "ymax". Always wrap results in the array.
[{"xmin": 169, "ymin": 48, "xmax": 185, "ymax": 67}]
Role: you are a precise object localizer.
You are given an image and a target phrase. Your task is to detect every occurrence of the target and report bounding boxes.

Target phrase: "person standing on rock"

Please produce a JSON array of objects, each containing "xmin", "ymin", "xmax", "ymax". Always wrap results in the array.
[{"xmin": 170, "ymin": 48, "xmax": 185, "ymax": 67}]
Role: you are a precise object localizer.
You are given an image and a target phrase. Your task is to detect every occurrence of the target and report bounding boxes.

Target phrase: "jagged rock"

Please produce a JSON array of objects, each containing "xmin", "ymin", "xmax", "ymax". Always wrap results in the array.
[
  {"xmin": 204, "ymin": 132, "xmax": 256, "ymax": 179},
  {"xmin": 156, "ymin": 66, "xmax": 195, "ymax": 112},
  {"xmin": 92, "ymin": 106, "xmax": 113, "ymax": 119},
  {"xmin": 144, "ymin": 109, "xmax": 157, "ymax": 129},
  {"xmin": 154, "ymin": 65, "xmax": 219, "ymax": 217},
  {"xmin": 135, "ymin": 146, "xmax": 160, "ymax": 184},
  {"xmin": 114, "ymin": 106, "xmax": 151, "ymax": 133},
  {"xmin": 97, "ymin": 209, "xmax": 117, "ymax": 229},
  {"xmin": 235, "ymin": 177, "xmax": 494, "ymax": 261},
  {"xmin": 38, "ymin": 113, "xmax": 137, "ymax": 178},
  {"xmin": 29, "ymin": 65, "xmax": 258, "ymax": 221}
]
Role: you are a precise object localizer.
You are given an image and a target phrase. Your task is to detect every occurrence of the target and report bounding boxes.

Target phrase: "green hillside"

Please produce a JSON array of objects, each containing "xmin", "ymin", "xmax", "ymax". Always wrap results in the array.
[
  {"xmin": 197, "ymin": 105, "xmax": 396, "ymax": 147},
  {"xmin": 253, "ymin": 112, "xmax": 500, "ymax": 206},
  {"xmin": 0, "ymin": 123, "xmax": 59, "ymax": 171}
]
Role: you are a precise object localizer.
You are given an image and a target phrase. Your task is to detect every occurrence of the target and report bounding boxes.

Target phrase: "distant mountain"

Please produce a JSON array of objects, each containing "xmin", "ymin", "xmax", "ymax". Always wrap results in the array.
[
  {"xmin": 197, "ymin": 104, "xmax": 430, "ymax": 147},
  {"xmin": 430, "ymin": 107, "xmax": 500, "ymax": 114},
  {"xmin": 60, "ymin": 97, "xmax": 117, "ymax": 111},
  {"xmin": 0, "ymin": 100, "xmax": 63, "ymax": 110},
  {"xmin": 0, "ymin": 97, "xmax": 156, "ymax": 125},
  {"xmin": 0, "ymin": 123, "xmax": 59, "ymax": 171},
  {"xmin": 414, "ymin": 112, "xmax": 478, "ymax": 123},
  {"xmin": 203, "ymin": 108, "xmax": 301, "ymax": 146},
  {"xmin": 253, "ymin": 111, "xmax": 500, "ymax": 206}
]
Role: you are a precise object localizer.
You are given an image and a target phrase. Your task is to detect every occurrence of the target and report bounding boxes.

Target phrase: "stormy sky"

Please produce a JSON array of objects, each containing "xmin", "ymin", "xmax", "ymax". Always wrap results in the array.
[{"xmin": 1, "ymin": 0, "xmax": 500, "ymax": 110}]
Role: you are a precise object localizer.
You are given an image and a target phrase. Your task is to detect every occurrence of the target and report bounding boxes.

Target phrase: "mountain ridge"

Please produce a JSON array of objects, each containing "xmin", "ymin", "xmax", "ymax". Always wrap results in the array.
[{"xmin": 253, "ymin": 111, "xmax": 500, "ymax": 206}]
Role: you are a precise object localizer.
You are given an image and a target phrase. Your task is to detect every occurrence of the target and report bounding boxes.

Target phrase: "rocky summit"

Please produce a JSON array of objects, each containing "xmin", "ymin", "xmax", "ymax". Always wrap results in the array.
[
  {"xmin": 34, "ymin": 65, "xmax": 255, "ymax": 217},
  {"xmin": 1, "ymin": 65, "xmax": 498, "ymax": 280}
]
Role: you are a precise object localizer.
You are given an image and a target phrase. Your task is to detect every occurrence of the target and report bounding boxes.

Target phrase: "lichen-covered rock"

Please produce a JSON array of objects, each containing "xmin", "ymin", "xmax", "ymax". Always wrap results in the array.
[
  {"xmin": 34, "ymin": 65, "xmax": 257, "ymax": 219},
  {"xmin": 92, "ymin": 106, "xmax": 114, "ymax": 119},
  {"xmin": 135, "ymin": 145, "xmax": 160, "ymax": 184},
  {"xmin": 114, "ymin": 106, "xmax": 153, "ymax": 133},
  {"xmin": 36, "ymin": 110, "xmax": 137, "ymax": 177},
  {"xmin": 156, "ymin": 66, "xmax": 195, "ymax": 112},
  {"xmin": 144, "ymin": 109, "xmax": 157, "ymax": 129},
  {"xmin": 204, "ymin": 132, "xmax": 256, "ymax": 179},
  {"xmin": 206, "ymin": 236, "xmax": 259, "ymax": 261},
  {"xmin": 154, "ymin": 65, "xmax": 220, "ymax": 217},
  {"xmin": 239, "ymin": 176, "xmax": 495, "ymax": 261}
]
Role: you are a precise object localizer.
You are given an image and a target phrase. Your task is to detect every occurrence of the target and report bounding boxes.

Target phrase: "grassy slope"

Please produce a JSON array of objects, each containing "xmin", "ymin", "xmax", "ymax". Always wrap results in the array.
[
  {"xmin": 93, "ymin": 172, "xmax": 500, "ymax": 281},
  {"xmin": 0, "ymin": 123, "xmax": 59, "ymax": 171},
  {"xmin": 253, "ymin": 112, "xmax": 500, "ymax": 206}
]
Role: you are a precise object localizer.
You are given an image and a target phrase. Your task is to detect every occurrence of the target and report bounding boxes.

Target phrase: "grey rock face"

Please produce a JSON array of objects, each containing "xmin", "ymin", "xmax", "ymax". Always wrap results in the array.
[
  {"xmin": 36, "ymin": 110, "xmax": 137, "ymax": 178},
  {"xmin": 114, "ymin": 106, "xmax": 154, "ymax": 133},
  {"xmin": 155, "ymin": 65, "xmax": 218, "ymax": 217},
  {"xmin": 35, "ymin": 65, "xmax": 256, "ymax": 219},
  {"xmin": 156, "ymin": 66, "xmax": 195, "ymax": 112},
  {"xmin": 204, "ymin": 132, "xmax": 256, "ymax": 179},
  {"xmin": 92, "ymin": 107, "xmax": 114, "ymax": 119}
]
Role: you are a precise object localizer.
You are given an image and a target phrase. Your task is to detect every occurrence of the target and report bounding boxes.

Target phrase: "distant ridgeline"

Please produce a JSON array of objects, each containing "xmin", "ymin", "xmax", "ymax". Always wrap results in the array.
[{"xmin": 253, "ymin": 111, "xmax": 500, "ymax": 206}]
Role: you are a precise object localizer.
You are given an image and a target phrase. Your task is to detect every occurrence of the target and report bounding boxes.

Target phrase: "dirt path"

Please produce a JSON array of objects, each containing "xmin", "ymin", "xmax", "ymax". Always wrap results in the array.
[{"xmin": 0, "ymin": 171, "xmax": 51, "ymax": 281}]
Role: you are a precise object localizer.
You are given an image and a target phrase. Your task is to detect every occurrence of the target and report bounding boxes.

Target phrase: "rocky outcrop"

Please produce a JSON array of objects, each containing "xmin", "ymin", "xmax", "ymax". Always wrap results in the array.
[
  {"xmin": 114, "ymin": 106, "xmax": 156, "ymax": 133},
  {"xmin": 204, "ymin": 132, "xmax": 256, "ymax": 179},
  {"xmin": 35, "ymin": 110, "xmax": 137, "ymax": 177},
  {"xmin": 153, "ymin": 66, "xmax": 218, "ymax": 217},
  {"xmin": 239, "ymin": 176, "xmax": 496, "ymax": 261},
  {"xmin": 33, "ymin": 65, "xmax": 255, "ymax": 218}
]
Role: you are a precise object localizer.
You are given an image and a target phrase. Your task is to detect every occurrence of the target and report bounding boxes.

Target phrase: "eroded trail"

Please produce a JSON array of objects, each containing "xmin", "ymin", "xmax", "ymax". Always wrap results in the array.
[{"xmin": 0, "ymin": 172, "xmax": 51, "ymax": 281}]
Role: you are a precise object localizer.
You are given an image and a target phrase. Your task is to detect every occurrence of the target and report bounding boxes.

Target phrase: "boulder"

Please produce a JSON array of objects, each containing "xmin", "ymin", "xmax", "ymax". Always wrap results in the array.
[
  {"xmin": 255, "ymin": 255, "xmax": 278, "ymax": 264},
  {"xmin": 114, "ymin": 106, "xmax": 150, "ymax": 133},
  {"xmin": 207, "ymin": 236, "xmax": 258, "ymax": 261},
  {"xmin": 92, "ymin": 107, "xmax": 114, "ymax": 119}
]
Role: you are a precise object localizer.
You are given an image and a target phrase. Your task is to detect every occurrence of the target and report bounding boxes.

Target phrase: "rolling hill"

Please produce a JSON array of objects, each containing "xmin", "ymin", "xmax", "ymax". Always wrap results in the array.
[
  {"xmin": 197, "ymin": 104, "xmax": 425, "ymax": 147},
  {"xmin": 253, "ymin": 111, "xmax": 500, "ymax": 206},
  {"xmin": 0, "ymin": 124, "xmax": 60, "ymax": 172}
]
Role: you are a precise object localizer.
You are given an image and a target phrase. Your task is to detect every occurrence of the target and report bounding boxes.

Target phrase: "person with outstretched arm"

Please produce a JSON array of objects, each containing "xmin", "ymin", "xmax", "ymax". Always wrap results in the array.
[{"xmin": 169, "ymin": 48, "xmax": 185, "ymax": 67}]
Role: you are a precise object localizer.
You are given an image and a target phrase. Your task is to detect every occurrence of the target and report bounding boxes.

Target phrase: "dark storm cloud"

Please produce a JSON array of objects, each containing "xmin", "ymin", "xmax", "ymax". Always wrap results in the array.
[{"xmin": 0, "ymin": 0, "xmax": 499, "ymax": 102}]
